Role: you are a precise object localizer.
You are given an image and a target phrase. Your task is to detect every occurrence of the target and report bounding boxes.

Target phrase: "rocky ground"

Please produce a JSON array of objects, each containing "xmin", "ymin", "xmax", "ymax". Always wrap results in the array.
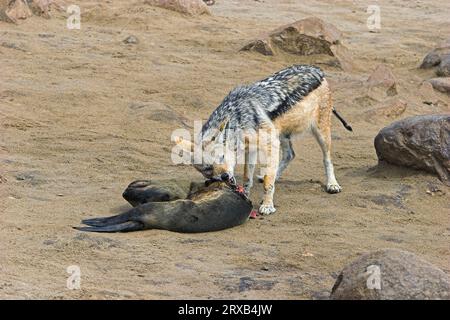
[{"xmin": 0, "ymin": 0, "xmax": 449, "ymax": 299}]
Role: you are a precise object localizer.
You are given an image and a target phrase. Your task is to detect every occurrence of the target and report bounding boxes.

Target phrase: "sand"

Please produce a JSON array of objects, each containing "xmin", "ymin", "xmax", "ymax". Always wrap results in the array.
[{"xmin": 0, "ymin": 0, "xmax": 449, "ymax": 299}]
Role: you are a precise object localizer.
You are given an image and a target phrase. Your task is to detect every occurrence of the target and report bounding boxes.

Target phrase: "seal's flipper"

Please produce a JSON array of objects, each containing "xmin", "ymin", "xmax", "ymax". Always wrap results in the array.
[
  {"xmin": 73, "ymin": 221, "xmax": 143, "ymax": 233},
  {"xmin": 81, "ymin": 213, "xmax": 131, "ymax": 227}
]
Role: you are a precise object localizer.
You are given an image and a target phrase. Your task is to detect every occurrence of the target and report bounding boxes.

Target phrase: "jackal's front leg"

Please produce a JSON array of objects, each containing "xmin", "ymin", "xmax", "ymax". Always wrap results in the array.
[
  {"xmin": 258, "ymin": 134, "xmax": 279, "ymax": 215},
  {"xmin": 259, "ymin": 170, "xmax": 277, "ymax": 215},
  {"xmin": 243, "ymin": 148, "xmax": 257, "ymax": 196}
]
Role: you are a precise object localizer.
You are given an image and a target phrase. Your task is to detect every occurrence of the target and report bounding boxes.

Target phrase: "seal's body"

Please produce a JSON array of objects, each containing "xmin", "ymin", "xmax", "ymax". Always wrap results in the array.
[{"xmin": 75, "ymin": 180, "xmax": 252, "ymax": 233}]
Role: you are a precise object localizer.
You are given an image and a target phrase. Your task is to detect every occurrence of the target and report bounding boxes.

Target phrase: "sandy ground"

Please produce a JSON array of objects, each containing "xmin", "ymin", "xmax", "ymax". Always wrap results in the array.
[{"xmin": 0, "ymin": 0, "xmax": 449, "ymax": 299}]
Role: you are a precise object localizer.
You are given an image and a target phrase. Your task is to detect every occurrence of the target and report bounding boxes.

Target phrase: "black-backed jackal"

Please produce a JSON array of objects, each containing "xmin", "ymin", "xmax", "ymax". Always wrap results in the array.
[{"xmin": 175, "ymin": 65, "xmax": 352, "ymax": 215}]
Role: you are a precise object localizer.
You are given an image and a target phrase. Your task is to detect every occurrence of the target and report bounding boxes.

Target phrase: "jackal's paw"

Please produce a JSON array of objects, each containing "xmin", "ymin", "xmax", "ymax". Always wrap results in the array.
[
  {"xmin": 326, "ymin": 183, "xmax": 342, "ymax": 194},
  {"xmin": 259, "ymin": 203, "xmax": 276, "ymax": 215}
]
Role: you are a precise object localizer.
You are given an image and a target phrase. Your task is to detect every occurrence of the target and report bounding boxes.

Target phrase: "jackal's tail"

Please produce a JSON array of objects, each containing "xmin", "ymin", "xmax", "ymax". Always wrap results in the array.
[{"xmin": 332, "ymin": 107, "xmax": 353, "ymax": 132}]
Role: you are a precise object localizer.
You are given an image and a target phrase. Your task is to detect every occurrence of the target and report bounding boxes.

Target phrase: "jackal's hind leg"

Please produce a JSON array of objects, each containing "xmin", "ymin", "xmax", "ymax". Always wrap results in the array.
[
  {"xmin": 257, "ymin": 135, "xmax": 295, "ymax": 182},
  {"xmin": 276, "ymin": 135, "xmax": 295, "ymax": 180},
  {"xmin": 312, "ymin": 123, "xmax": 342, "ymax": 194}
]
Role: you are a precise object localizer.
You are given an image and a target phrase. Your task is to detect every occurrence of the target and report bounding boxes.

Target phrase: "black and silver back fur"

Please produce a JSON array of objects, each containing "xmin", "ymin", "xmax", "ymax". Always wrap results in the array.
[{"xmin": 201, "ymin": 64, "xmax": 325, "ymax": 138}]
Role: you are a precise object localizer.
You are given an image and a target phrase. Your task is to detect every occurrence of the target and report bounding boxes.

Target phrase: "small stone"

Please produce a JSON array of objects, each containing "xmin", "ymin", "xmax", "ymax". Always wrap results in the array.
[
  {"xmin": 426, "ymin": 183, "xmax": 445, "ymax": 196},
  {"xmin": 123, "ymin": 35, "xmax": 139, "ymax": 45},
  {"xmin": 302, "ymin": 252, "xmax": 315, "ymax": 257},
  {"xmin": 418, "ymin": 82, "xmax": 439, "ymax": 105}
]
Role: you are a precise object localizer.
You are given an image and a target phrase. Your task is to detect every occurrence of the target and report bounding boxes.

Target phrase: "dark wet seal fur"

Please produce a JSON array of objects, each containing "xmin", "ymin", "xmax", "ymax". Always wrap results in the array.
[{"xmin": 74, "ymin": 180, "xmax": 252, "ymax": 233}]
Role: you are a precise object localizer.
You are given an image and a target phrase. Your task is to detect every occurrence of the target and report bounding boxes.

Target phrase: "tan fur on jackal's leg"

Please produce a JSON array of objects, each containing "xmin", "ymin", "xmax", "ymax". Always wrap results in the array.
[
  {"xmin": 258, "ymin": 129, "xmax": 280, "ymax": 214},
  {"xmin": 312, "ymin": 118, "xmax": 342, "ymax": 194},
  {"xmin": 260, "ymin": 171, "xmax": 277, "ymax": 214},
  {"xmin": 243, "ymin": 144, "xmax": 257, "ymax": 196}
]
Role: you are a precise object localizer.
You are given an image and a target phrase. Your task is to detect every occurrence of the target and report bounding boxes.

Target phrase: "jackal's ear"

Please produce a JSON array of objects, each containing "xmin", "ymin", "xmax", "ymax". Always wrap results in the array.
[{"xmin": 174, "ymin": 136, "xmax": 194, "ymax": 153}]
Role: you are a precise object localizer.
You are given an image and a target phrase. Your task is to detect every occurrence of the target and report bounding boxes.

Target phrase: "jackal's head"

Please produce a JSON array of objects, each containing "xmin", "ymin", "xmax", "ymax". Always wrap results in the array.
[{"xmin": 174, "ymin": 119, "xmax": 234, "ymax": 182}]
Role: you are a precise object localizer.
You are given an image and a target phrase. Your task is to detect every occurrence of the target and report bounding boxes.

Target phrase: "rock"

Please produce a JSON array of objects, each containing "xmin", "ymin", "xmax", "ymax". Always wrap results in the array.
[
  {"xmin": 426, "ymin": 182, "xmax": 446, "ymax": 196},
  {"xmin": 0, "ymin": 0, "xmax": 32, "ymax": 23},
  {"xmin": 241, "ymin": 39, "xmax": 273, "ymax": 56},
  {"xmin": 437, "ymin": 56, "xmax": 450, "ymax": 77},
  {"xmin": 330, "ymin": 249, "xmax": 450, "ymax": 300},
  {"xmin": 144, "ymin": 0, "xmax": 210, "ymax": 16},
  {"xmin": 420, "ymin": 43, "xmax": 450, "ymax": 77},
  {"xmin": 28, "ymin": 0, "xmax": 65, "ymax": 18},
  {"xmin": 420, "ymin": 46, "xmax": 450, "ymax": 69},
  {"xmin": 374, "ymin": 114, "xmax": 450, "ymax": 185},
  {"xmin": 428, "ymin": 77, "xmax": 450, "ymax": 94},
  {"xmin": 365, "ymin": 98, "xmax": 406, "ymax": 122},
  {"xmin": 418, "ymin": 81, "xmax": 439, "ymax": 105},
  {"xmin": 240, "ymin": 17, "xmax": 353, "ymax": 71},
  {"xmin": 123, "ymin": 35, "xmax": 139, "ymax": 45},
  {"xmin": 329, "ymin": 43, "xmax": 354, "ymax": 73},
  {"xmin": 0, "ymin": 0, "xmax": 63, "ymax": 22},
  {"xmin": 366, "ymin": 64, "xmax": 398, "ymax": 99},
  {"xmin": 268, "ymin": 17, "xmax": 342, "ymax": 55}
]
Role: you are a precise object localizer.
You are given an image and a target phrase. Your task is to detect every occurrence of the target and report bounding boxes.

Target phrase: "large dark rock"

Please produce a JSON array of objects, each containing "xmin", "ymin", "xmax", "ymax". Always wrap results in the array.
[
  {"xmin": 331, "ymin": 249, "xmax": 450, "ymax": 300},
  {"xmin": 240, "ymin": 17, "xmax": 353, "ymax": 71},
  {"xmin": 374, "ymin": 115, "xmax": 450, "ymax": 185}
]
